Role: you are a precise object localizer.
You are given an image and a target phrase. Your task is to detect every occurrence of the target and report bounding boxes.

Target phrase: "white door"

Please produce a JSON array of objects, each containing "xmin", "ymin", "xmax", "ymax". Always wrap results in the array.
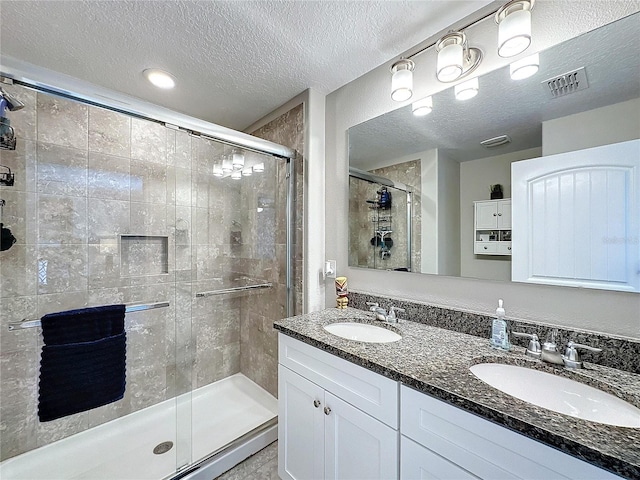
[
  {"xmin": 512, "ymin": 139, "xmax": 640, "ymax": 292},
  {"xmin": 400, "ymin": 435, "xmax": 478, "ymax": 480},
  {"xmin": 324, "ymin": 392, "xmax": 399, "ymax": 480},
  {"xmin": 475, "ymin": 201, "xmax": 498, "ymax": 229},
  {"xmin": 278, "ymin": 365, "xmax": 325, "ymax": 480}
]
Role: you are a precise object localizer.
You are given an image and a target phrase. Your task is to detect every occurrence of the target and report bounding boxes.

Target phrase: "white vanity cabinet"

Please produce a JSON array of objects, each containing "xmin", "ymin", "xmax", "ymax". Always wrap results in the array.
[
  {"xmin": 400, "ymin": 385, "xmax": 621, "ymax": 479},
  {"xmin": 474, "ymin": 199, "xmax": 512, "ymax": 255},
  {"xmin": 278, "ymin": 334, "xmax": 399, "ymax": 480}
]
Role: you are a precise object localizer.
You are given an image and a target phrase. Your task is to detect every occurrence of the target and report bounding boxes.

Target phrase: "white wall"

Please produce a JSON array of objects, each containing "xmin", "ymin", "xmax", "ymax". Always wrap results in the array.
[
  {"xmin": 420, "ymin": 150, "xmax": 438, "ymax": 274},
  {"xmin": 325, "ymin": 1, "xmax": 640, "ymax": 339},
  {"xmin": 543, "ymin": 98, "xmax": 640, "ymax": 155},
  {"xmin": 437, "ymin": 154, "xmax": 461, "ymax": 277},
  {"xmin": 459, "ymin": 147, "xmax": 541, "ymax": 281}
]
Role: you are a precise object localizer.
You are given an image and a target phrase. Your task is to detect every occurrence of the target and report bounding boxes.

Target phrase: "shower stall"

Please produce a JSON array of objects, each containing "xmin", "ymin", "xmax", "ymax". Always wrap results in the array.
[{"xmin": 0, "ymin": 80, "xmax": 300, "ymax": 479}]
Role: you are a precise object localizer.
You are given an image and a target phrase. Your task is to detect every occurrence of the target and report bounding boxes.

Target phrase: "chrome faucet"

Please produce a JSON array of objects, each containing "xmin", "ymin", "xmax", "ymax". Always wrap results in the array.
[
  {"xmin": 562, "ymin": 342, "xmax": 602, "ymax": 369},
  {"xmin": 366, "ymin": 302, "xmax": 405, "ymax": 323},
  {"xmin": 386, "ymin": 306, "xmax": 405, "ymax": 323},
  {"xmin": 512, "ymin": 332, "xmax": 541, "ymax": 359},
  {"xmin": 515, "ymin": 328, "xmax": 602, "ymax": 369}
]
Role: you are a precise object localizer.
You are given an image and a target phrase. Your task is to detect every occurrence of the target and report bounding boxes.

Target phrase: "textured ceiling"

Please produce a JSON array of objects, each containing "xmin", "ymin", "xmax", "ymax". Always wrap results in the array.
[
  {"xmin": 0, "ymin": 0, "xmax": 492, "ymax": 130},
  {"xmin": 349, "ymin": 12, "xmax": 640, "ymax": 167}
]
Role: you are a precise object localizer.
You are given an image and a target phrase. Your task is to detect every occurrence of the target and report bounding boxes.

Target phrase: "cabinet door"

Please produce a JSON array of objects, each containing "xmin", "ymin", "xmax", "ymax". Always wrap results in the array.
[
  {"xmin": 324, "ymin": 392, "xmax": 399, "ymax": 480},
  {"xmin": 400, "ymin": 435, "xmax": 478, "ymax": 480},
  {"xmin": 497, "ymin": 200, "xmax": 511, "ymax": 229},
  {"xmin": 278, "ymin": 365, "xmax": 325, "ymax": 480},
  {"xmin": 475, "ymin": 201, "xmax": 498, "ymax": 229}
]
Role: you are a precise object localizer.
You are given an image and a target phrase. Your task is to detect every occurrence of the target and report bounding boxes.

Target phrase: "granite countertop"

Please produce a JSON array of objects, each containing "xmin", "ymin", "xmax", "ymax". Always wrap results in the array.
[{"xmin": 274, "ymin": 307, "xmax": 640, "ymax": 479}]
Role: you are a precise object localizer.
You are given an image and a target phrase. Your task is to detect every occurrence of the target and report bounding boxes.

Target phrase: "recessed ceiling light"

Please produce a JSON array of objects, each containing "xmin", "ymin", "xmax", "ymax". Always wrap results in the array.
[{"xmin": 143, "ymin": 69, "xmax": 176, "ymax": 89}]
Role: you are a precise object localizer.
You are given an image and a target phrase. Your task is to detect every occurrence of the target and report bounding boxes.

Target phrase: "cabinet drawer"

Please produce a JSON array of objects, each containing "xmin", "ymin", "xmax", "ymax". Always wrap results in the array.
[
  {"xmin": 474, "ymin": 242, "xmax": 497, "ymax": 254},
  {"xmin": 279, "ymin": 334, "xmax": 398, "ymax": 428},
  {"xmin": 497, "ymin": 242, "xmax": 512, "ymax": 255},
  {"xmin": 401, "ymin": 386, "xmax": 620, "ymax": 479},
  {"xmin": 401, "ymin": 435, "xmax": 478, "ymax": 479}
]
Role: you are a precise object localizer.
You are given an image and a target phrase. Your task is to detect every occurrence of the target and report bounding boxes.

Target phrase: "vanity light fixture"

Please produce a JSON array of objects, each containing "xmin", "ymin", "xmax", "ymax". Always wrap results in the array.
[
  {"xmin": 232, "ymin": 149, "xmax": 245, "ymax": 169},
  {"xmin": 253, "ymin": 163, "xmax": 265, "ymax": 173},
  {"xmin": 221, "ymin": 154, "xmax": 233, "ymax": 173},
  {"xmin": 412, "ymin": 96, "xmax": 433, "ymax": 116},
  {"xmin": 212, "ymin": 162, "xmax": 224, "ymax": 177},
  {"xmin": 143, "ymin": 69, "xmax": 176, "ymax": 89},
  {"xmin": 495, "ymin": 0, "xmax": 535, "ymax": 58},
  {"xmin": 436, "ymin": 31, "xmax": 483, "ymax": 83},
  {"xmin": 241, "ymin": 167, "xmax": 252, "ymax": 176},
  {"xmin": 510, "ymin": 53, "xmax": 539, "ymax": 80},
  {"xmin": 454, "ymin": 77, "xmax": 479, "ymax": 100},
  {"xmin": 390, "ymin": 59, "xmax": 415, "ymax": 102},
  {"xmin": 230, "ymin": 170, "xmax": 242, "ymax": 180}
]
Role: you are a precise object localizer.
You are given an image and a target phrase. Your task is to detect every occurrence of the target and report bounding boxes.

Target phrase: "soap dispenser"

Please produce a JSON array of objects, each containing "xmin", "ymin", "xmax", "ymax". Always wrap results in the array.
[{"xmin": 490, "ymin": 299, "xmax": 511, "ymax": 351}]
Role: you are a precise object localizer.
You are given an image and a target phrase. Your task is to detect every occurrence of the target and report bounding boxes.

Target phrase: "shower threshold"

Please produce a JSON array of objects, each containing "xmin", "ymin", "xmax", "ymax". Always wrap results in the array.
[{"xmin": 0, "ymin": 373, "xmax": 278, "ymax": 480}]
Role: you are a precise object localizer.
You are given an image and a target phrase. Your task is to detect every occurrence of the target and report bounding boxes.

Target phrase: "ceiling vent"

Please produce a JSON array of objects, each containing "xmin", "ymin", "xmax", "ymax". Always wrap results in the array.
[
  {"xmin": 542, "ymin": 67, "xmax": 589, "ymax": 98},
  {"xmin": 481, "ymin": 134, "xmax": 511, "ymax": 148}
]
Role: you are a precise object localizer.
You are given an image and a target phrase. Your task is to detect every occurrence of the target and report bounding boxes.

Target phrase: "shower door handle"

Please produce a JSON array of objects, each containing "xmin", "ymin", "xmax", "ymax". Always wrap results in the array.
[
  {"xmin": 313, "ymin": 400, "xmax": 321, "ymax": 408},
  {"xmin": 324, "ymin": 406, "xmax": 331, "ymax": 416}
]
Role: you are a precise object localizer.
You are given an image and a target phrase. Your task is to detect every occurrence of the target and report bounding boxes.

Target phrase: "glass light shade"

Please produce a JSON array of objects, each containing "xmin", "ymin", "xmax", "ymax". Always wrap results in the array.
[
  {"xmin": 510, "ymin": 53, "xmax": 539, "ymax": 80},
  {"xmin": 221, "ymin": 155, "xmax": 233, "ymax": 173},
  {"xmin": 212, "ymin": 162, "xmax": 224, "ymax": 177},
  {"xmin": 455, "ymin": 77, "xmax": 479, "ymax": 101},
  {"xmin": 391, "ymin": 68, "xmax": 413, "ymax": 102},
  {"xmin": 253, "ymin": 163, "xmax": 265, "ymax": 173},
  {"xmin": 232, "ymin": 150, "xmax": 245, "ymax": 169},
  {"xmin": 230, "ymin": 170, "xmax": 242, "ymax": 180},
  {"xmin": 143, "ymin": 69, "xmax": 176, "ymax": 89},
  {"xmin": 437, "ymin": 43, "xmax": 464, "ymax": 82},
  {"xmin": 412, "ymin": 96, "xmax": 433, "ymax": 116},
  {"xmin": 498, "ymin": 9, "xmax": 531, "ymax": 57},
  {"xmin": 241, "ymin": 167, "xmax": 252, "ymax": 176}
]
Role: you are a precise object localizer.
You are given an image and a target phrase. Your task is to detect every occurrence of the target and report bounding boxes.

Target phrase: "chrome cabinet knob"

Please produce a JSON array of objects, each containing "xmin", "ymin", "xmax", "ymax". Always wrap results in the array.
[
  {"xmin": 324, "ymin": 406, "xmax": 331, "ymax": 416},
  {"xmin": 313, "ymin": 400, "xmax": 320, "ymax": 408}
]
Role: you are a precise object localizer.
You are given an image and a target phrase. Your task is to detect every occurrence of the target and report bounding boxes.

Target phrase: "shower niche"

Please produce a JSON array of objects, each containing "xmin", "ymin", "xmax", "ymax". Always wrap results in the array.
[{"xmin": 120, "ymin": 235, "xmax": 169, "ymax": 277}]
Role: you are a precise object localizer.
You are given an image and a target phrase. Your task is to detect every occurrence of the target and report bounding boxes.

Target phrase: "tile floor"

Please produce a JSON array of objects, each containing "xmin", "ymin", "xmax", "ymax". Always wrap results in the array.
[{"xmin": 215, "ymin": 441, "xmax": 278, "ymax": 479}]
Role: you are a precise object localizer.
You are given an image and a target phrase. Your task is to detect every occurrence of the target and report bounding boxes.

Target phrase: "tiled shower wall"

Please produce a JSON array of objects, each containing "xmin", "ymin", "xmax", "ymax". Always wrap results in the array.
[
  {"xmin": 349, "ymin": 159, "xmax": 421, "ymax": 271},
  {"xmin": 0, "ymin": 84, "xmax": 298, "ymax": 460},
  {"xmin": 245, "ymin": 103, "xmax": 304, "ymax": 396}
]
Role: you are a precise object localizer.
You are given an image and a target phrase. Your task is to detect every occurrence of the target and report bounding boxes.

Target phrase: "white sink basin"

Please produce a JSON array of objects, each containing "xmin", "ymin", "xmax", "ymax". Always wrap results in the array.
[
  {"xmin": 470, "ymin": 363, "xmax": 640, "ymax": 428},
  {"xmin": 323, "ymin": 322, "xmax": 401, "ymax": 343}
]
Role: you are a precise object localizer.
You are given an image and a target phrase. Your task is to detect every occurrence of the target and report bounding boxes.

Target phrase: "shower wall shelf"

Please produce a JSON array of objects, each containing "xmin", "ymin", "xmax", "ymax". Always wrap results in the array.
[
  {"xmin": 195, "ymin": 283, "xmax": 273, "ymax": 298},
  {"xmin": 7, "ymin": 301, "xmax": 171, "ymax": 331}
]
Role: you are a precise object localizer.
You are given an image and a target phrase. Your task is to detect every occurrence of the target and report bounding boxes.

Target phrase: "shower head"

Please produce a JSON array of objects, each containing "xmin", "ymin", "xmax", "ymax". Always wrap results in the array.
[{"xmin": 0, "ymin": 88, "xmax": 25, "ymax": 111}]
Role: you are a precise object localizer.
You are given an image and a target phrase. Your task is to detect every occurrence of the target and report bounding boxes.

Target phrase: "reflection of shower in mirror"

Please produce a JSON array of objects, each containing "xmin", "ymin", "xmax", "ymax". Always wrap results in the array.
[
  {"xmin": 0, "ymin": 85, "xmax": 26, "ymax": 151},
  {"xmin": 0, "ymin": 199, "xmax": 17, "ymax": 251}
]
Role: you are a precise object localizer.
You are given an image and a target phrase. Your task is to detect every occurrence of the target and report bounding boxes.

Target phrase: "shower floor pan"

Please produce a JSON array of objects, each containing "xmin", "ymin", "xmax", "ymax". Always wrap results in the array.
[{"xmin": 0, "ymin": 373, "xmax": 278, "ymax": 480}]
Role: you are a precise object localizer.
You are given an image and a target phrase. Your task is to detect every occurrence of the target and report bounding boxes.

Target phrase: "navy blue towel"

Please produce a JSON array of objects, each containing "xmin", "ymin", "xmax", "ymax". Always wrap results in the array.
[{"xmin": 38, "ymin": 305, "xmax": 127, "ymax": 422}]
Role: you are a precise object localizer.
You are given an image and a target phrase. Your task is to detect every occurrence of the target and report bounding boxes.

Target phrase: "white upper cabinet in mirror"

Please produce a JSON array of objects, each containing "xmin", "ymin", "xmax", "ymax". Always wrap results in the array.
[{"xmin": 347, "ymin": 12, "xmax": 640, "ymax": 293}]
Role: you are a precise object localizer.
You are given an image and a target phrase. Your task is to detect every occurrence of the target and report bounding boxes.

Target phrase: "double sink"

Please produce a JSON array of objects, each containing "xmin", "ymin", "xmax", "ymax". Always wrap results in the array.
[{"xmin": 323, "ymin": 320, "xmax": 640, "ymax": 429}]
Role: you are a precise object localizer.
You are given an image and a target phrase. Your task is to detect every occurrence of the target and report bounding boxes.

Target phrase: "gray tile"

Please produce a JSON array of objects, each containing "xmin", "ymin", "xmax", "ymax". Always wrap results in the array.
[
  {"xmin": 131, "ymin": 117, "xmax": 167, "ymax": 164},
  {"xmin": 130, "ymin": 160, "xmax": 167, "ymax": 204},
  {"xmin": 87, "ymin": 198, "xmax": 130, "ymax": 243},
  {"xmin": 38, "ymin": 194, "xmax": 87, "ymax": 245},
  {"xmin": 88, "ymin": 106, "xmax": 131, "ymax": 157},
  {"xmin": 88, "ymin": 152, "xmax": 130, "ymax": 200},
  {"xmin": 37, "ymin": 93, "xmax": 88, "ymax": 150},
  {"xmin": 36, "ymin": 244, "xmax": 88, "ymax": 294},
  {"xmin": 37, "ymin": 142, "xmax": 88, "ymax": 197}
]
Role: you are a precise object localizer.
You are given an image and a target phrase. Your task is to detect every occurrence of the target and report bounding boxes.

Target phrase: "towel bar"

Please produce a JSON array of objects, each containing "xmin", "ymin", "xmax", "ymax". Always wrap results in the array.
[
  {"xmin": 7, "ymin": 301, "xmax": 170, "ymax": 331},
  {"xmin": 195, "ymin": 283, "xmax": 272, "ymax": 298}
]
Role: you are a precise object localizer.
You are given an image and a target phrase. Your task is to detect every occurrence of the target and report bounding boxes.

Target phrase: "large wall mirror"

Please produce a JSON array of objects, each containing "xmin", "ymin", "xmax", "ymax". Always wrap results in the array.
[{"xmin": 348, "ymin": 12, "xmax": 639, "ymax": 292}]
